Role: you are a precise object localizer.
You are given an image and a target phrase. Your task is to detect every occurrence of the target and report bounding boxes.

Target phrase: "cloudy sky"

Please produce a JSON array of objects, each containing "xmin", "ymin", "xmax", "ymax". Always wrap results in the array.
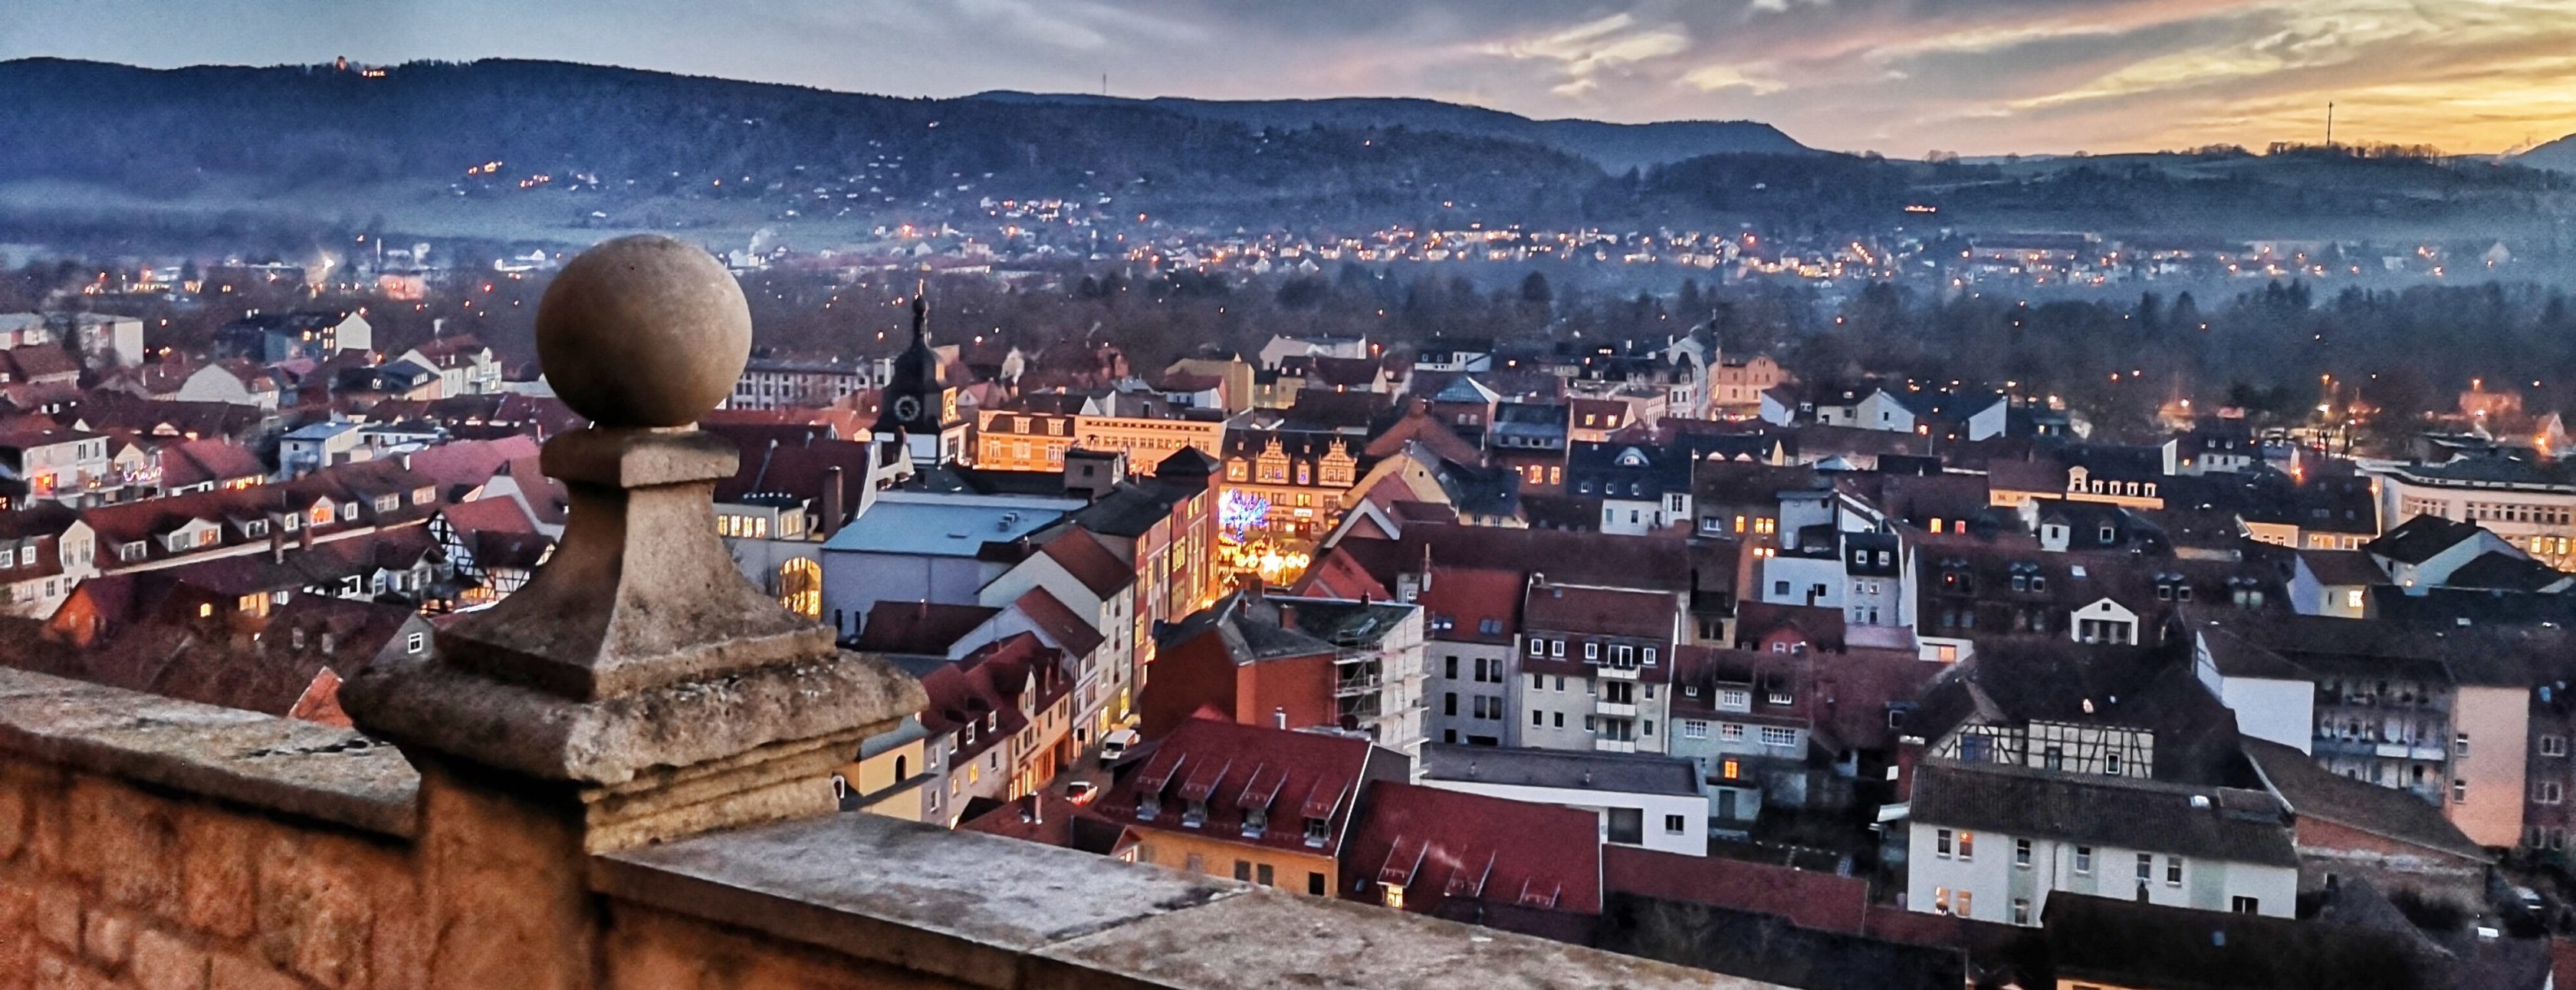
[{"xmin": 7, "ymin": 0, "xmax": 2572, "ymax": 156}]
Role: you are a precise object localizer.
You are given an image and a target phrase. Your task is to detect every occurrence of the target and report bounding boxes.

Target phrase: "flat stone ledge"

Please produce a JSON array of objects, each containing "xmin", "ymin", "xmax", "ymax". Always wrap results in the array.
[
  {"xmin": 1037, "ymin": 887, "xmax": 1760, "ymax": 989},
  {"xmin": 0, "ymin": 667, "xmax": 419, "ymax": 838},
  {"xmin": 594, "ymin": 813, "xmax": 1779, "ymax": 989}
]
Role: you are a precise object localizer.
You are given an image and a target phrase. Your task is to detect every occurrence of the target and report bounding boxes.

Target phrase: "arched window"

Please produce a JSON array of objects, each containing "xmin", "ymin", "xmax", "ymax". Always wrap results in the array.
[
  {"xmin": 778, "ymin": 557, "xmax": 822, "ymax": 620},
  {"xmin": 893, "ymin": 755, "xmax": 908, "ymax": 781}
]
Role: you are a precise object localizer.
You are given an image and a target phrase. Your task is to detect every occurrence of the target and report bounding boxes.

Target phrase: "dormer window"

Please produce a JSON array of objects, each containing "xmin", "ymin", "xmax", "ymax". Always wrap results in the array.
[
  {"xmin": 1243, "ymin": 807, "xmax": 1268, "ymax": 839},
  {"xmin": 1138, "ymin": 792, "xmax": 1161, "ymax": 821},
  {"xmin": 1303, "ymin": 816, "xmax": 1330, "ymax": 847},
  {"xmin": 1182, "ymin": 798, "xmax": 1208, "ymax": 828}
]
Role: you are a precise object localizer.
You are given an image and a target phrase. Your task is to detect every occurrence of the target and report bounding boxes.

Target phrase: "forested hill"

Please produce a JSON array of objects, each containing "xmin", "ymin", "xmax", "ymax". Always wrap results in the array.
[
  {"xmin": 0, "ymin": 58, "xmax": 1636, "ymax": 219},
  {"xmin": 2519, "ymin": 133, "xmax": 2576, "ymax": 173},
  {"xmin": 966, "ymin": 91, "xmax": 1812, "ymax": 173},
  {"xmin": 0, "ymin": 58, "xmax": 1635, "ymax": 222}
]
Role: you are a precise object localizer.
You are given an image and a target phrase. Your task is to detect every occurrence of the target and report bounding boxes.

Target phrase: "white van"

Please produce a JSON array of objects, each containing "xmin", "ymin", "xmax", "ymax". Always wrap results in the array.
[{"xmin": 1099, "ymin": 729, "xmax": 1140, "ymax": 767}]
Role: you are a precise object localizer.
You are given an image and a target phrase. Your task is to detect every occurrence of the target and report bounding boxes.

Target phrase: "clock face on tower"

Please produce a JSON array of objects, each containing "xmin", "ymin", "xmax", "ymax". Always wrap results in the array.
[{"xmin": 891, "ymin": 395, "xmax": 923, "ymax": 422}]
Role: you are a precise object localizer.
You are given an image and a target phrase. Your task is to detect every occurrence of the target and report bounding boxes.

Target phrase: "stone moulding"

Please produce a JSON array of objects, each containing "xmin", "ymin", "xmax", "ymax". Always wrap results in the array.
[
  {"xmin": 0, "ymin": 667, "xmax": 418, "ymax": 837},
  {"xmin": 594, "ymin": 812, "xmax": 1778, "ymax": 990}
]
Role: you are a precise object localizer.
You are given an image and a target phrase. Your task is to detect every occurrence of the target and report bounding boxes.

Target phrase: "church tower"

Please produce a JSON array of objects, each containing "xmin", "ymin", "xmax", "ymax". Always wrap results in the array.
[{"xmin": 873, "ymin": 290, "xmax": 964, "ymax": 467}]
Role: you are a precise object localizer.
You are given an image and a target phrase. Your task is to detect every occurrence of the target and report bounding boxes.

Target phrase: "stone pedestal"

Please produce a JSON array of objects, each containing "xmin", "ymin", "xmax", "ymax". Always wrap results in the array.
[{"xmin": 341, "ymin": 235, "xmax": 925, "ymax": 990}]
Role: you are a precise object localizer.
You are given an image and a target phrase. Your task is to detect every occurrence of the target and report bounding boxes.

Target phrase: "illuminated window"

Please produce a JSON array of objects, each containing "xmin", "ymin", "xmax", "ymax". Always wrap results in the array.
[
  {"xmin": 1720, "ymin": 758, "xmax": 1740, "ymax": 780},
  {"xmin": 778, "ymin": 558, "xmax": 823, "ymax": 620},
  {"xmin": 196, "ymin": 604, "xmax": 212, "ymax": 618}
]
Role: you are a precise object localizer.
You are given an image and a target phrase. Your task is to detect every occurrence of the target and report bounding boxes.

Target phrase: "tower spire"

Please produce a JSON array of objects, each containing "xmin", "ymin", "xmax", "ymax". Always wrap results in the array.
[{"xmin": 910, "ymin": 280, "xmax": 928, "ymax": 345}]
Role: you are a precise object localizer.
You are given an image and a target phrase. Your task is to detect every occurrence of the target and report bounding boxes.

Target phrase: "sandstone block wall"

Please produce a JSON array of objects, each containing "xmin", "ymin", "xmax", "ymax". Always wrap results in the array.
[{"xmin": 0, "ymin": 762, "xmax": 422, "ymax": 990}]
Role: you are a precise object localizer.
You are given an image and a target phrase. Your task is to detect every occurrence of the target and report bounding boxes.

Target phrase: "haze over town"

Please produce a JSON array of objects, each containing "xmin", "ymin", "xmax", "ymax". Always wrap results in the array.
[
  {"xmin": 2, "ymin": 4, "xmax": 2576, "ymax": 989},
  {"xmin": 8, "ymin": 0, "xmax": 2576, "ymax": 156}
]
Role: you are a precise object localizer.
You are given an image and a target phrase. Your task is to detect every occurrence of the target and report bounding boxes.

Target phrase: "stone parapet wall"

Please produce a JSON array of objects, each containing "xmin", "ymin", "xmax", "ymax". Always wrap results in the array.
[
  {"xmin": 0, "ymin": 669, "xmax": 423, "ymax": 990},
  {"xmin": 0, "ymin": 668, "xmax": 1786, "ymax": 989}
]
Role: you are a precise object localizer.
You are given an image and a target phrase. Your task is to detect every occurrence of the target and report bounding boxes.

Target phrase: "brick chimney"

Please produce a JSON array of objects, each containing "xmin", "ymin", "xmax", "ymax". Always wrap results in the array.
[{"xmin": 820, "ymin": 464, "xmax": 846, "ymax": 538}]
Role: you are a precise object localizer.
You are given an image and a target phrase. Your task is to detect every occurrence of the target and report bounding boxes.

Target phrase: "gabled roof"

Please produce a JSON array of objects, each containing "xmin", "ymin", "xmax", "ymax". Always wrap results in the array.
[
  {"xmin": 1154, "ymin": 590, "xmax": 1334, "ymax": 663},
  {"xmin": 2042, "ymin": 893, "xmax": 2440, "ymax": 990},
  {"xmin": 1733, "ymin": 600, "xmax": 1847, "ymax": 653},
  {"xmin": 2242, "ymin": 738, "xmax": 2488, "ymax": 863},
  {"xmin": 918, "ymin": 633, "xmax": 1066, "ymax": 765},
  {"xmin": 2364, "ymin": 515, "xmax": 2486, "ymax": 565},
  {"xmin": 856, "ymin": 601, "xmax": 1001, "ymax": 655},
  {"xmin": 435, "ymin": 498, "xmax": 537, "ymax": 536},
  {"xmin": 1008, "ymin": 586, "xmax": 1103, "ymax": 658},
  {"xmin": 1522, "ymin": 582, "xmax": 1677, "ymax": 640},
  {"xmin": 402, "ymin": 436, "xmax": 541, "ymax": 493},
  {"xmin": 1412, "ymin": 566, "xmax": 1523, "ymax": 646},
  {"xmin": 1345, "ymin": 779, "xmax": 1602, "ymax": 917},
  {"xmin": 1095, "ymin": 715, "xmax": 1378, "ymax": 857},
  {"xmin": 1038, "ymin": 527, "xmax": 1133, "ymax": 598},
  {"xmin": 2298, "ymin": 548, "xmax": 2390, "ymax": 587},
  {"xmin": 1429, "ymin": 376, "xmax": 1499, "ymax": 404},
  {"xmin": 1914, "ymin": 759, "xmax": 2296, "ymax": 867},
  {"xmin": 1602, "ymin": 844, "xmax": 1867, "ymax": 935},
  {"xmin": 2443, "ymin": 551, "xmax": 2570, "ymax": 593}
]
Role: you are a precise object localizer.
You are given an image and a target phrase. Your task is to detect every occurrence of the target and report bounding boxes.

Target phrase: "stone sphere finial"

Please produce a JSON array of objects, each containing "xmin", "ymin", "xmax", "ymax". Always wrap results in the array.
[{"xmin": 535, "ymin": 235, "xmax": 751, "ymax": 429}]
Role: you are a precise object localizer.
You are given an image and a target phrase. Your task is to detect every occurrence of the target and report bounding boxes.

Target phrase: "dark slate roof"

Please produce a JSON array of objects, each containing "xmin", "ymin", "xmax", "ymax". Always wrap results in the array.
[
  {"xmin": 1418, "ymin": 742, "xmax": 1702, "ymax": 797},
  {"xmin": 2366, "ymin": 515, "xmax": 2486, "ymax": 566},
  {"xmin": 2242, "ymin": 738, "xmax": 2488, "ymax": 863},
  {"xmin": 2042, "ymin": 893, "xmax": 2433, "ymax": 990},
  {"xmin": 1155, "ymin": 590, "xmax": 1335, "ymax": 663},
  {"xmin": 1909, "ymin": 640, "xmax": 2256, "ymax": 787},
  {"xmin": 2184, "ymin": 604, "xmax": 2576, "ymax": 687},
  {"xmin": 2443, "ymin": 551, "xmax": 2569, "ymax": 592},
  {"xmin": 2300, "ymin": 548, "xmax": 2391, "ymax": 587},
  {"xmin": 1914, "ymin": 760, "xmax": 2296, "ymax": 867},
  {"xmin": 856, "ymin": 602, "xmax": 998, "ymax": 655}
]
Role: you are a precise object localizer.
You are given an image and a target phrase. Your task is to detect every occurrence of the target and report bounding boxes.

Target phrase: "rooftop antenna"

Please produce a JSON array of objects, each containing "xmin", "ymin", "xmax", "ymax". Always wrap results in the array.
[
  {"xmin": 1102, "ymin": 72, "xmax": 1109, "ymax": 97},
  {"xmin": 2325, "ymin": 101, "xmax": 2334, "ymax": 147}
]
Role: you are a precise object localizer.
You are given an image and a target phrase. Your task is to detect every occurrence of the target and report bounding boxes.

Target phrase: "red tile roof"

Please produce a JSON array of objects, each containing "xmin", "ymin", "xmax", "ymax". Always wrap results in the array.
[
  {"xmin": 1008, "ymin": 586, "xmax": 1103, "ymax": 658},
  {"xmin": 1097, "ymin": 715, "xmax": 1378, "ymax": 858},
  {"xmin": 1040, "ymin": 527, "xmax": 1133, "ymax": 599},
  {"xmin": 1345, "ymin": 780, "xmax": 1604, "ymax": 917},
  {"xmin": 1522, "ymin": 583, "xmax": 1679, "ymax": 640},
  {"xmin": 402, "ymin": 436, "xmax": 540, "ymax": 493},
  {"xmin": 1412, "ymin": 566, "xmax": 1523, "ymax": 645},
  {"xmin": 918, "ymin": 633, "xmax": 1067, "ymax": 766},
  {"xmin": 2, "ymin": 345, "xmax": 78, "ymax": 381},
  {"xmin": 1735, "ymin": 601, "xmax": 1848, "ymax": 653},
  {"xmin": 159, "ymin": 439, "xmax": 268, "ymax": 488},
  {"xmin": 1290, "ymin": 548, "xmax": 1393, "ymax": 603},
  {"xmin": 1603, "ymin": 844, "xmax": 1868, "ymax": 934}
]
